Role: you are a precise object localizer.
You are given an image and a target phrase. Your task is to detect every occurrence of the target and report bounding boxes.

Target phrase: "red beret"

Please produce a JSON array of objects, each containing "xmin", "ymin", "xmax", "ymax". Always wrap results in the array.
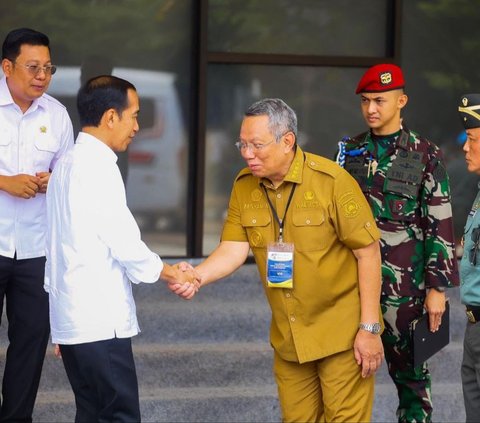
[{"xmin": 355, "ymin": 64, "xmax": 405, "ymax": 94}]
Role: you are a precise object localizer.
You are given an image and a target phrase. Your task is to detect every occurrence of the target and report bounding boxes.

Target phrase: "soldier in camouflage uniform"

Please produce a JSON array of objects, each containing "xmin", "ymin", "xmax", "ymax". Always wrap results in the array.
[{"xmin": 336, "ymin": 64, "xmax": 460, "ymax": 423}]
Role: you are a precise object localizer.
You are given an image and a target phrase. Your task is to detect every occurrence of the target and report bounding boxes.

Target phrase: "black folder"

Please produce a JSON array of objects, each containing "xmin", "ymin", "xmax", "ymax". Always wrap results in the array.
[{"xmin": 411, "ymin": 300, "xmax": 450, "ymax": 367}]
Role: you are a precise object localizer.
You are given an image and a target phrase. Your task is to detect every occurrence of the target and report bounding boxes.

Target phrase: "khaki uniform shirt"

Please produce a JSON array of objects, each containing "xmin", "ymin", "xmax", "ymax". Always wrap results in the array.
[{"xmin": 221, "ymin": 146, "xmax": 380, "ymax": 363}]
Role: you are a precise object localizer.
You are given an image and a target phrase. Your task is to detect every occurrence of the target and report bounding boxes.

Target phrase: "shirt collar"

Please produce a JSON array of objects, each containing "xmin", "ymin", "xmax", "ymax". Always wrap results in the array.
[
  {"xmin": 260, "ymin": 145, "xmax": 304, "ymax": 187},
  {"xmin": 366, "ymin": 126, "xmax": 411, "ymax": 151},
  {"xmin": 283, "ymin": 145, "xmax": 304, "ymax": 184},
  {"xmin": 76, "ymin": 131, "xmax": 119, "ymax": 163}
]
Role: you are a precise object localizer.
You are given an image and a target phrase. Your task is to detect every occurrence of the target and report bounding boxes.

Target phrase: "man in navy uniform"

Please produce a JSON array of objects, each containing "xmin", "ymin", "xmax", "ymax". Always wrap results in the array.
[{"xmin": 458, "ymin": 93, "xmax": 480, "ymax": 422}]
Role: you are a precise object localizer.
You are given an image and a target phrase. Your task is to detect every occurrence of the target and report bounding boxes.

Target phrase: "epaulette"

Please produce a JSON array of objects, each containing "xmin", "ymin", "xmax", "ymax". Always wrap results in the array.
[
  {"xmin": 234, "ymin": 167, "xmax": 253, "ymax": 182},
  {"xmin": 304, "ymin": 152, "xmax": 342, "ymax": 178}
]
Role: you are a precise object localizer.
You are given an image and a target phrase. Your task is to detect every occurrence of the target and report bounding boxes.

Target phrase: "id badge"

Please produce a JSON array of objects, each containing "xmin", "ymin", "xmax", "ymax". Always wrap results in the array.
[{"xmin": 266, "ymin": 242, "xmax": 294, "ymax": 288}]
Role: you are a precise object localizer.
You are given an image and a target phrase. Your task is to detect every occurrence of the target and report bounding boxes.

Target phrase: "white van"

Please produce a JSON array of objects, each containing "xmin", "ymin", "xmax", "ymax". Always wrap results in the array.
[{"xmin": 47, "ymin": 66, "xmax": 187, "ymax": 230}]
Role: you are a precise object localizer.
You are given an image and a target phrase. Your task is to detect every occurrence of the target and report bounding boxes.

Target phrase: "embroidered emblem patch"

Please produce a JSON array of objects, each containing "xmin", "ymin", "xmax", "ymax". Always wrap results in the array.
[
  {"xmin": 344, "ymin": 199, "xmax": 360, "ymax": 218},
  {"xmin": 250, "ymin": 230, "xmax": 263, "ymax": 247},
  {"xmin": 392, "ymin": 199, "xmax": 406, "ymax": 213},
  {"xmin": 304, "ymin": 191, "xmax": 315, "ymax": 201},
  {"xmin": 251, "ymin": 189, "xmax": 262, "ymax": 202}
]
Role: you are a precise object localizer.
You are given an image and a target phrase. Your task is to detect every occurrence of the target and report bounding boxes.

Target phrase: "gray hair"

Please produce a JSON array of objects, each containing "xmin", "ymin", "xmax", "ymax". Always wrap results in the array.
[{"xmin": 245, "ymin": 98, "xmax": 297, "ymax": 141}]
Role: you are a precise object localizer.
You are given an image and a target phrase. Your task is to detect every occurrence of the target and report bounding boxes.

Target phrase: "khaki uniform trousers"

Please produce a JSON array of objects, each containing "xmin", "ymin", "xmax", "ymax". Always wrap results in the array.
[{"xmin": 273, "ymin": 348, "xmax": 375, "ymax": 422}]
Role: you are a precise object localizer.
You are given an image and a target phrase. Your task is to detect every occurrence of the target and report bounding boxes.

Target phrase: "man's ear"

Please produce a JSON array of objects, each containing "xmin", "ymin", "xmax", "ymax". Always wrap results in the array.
[
  {"xmin": 2, "ymin": 59, "xmax": 13, "ymax": 77},
  {"xmin": 283, "ymin": 131, "xmax": 296, "ymax": 152},
  {"xmin": 398, "ymin": 93, "xmax": 408, "ymax": 110},
  {"xmin": 103, "ymin": 109, "xmax": 117, "ymax": 128}
]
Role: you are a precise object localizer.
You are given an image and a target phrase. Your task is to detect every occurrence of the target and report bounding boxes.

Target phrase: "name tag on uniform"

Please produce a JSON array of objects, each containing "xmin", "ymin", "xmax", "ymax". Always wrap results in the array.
[{"xmin": 266, "ymin": 242, "xmax": 294, "ymax": 288}]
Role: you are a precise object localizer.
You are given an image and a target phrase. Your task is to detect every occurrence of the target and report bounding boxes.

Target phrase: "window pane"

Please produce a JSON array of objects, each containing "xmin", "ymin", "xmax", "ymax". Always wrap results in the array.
[
  {"xmin": 203, "ymin": 64, "xmax": 366, "ymax": 254},
  {"xmin": 401, "ymin": 1, "xmax": 480, "ymax": 252},
  {"xmin": 208, "ymin": 0, "xmax": 388, "ymax": 56},
  {"xmin": 0, "ymin": 0, "xmax": 193, "ymax": 256}
]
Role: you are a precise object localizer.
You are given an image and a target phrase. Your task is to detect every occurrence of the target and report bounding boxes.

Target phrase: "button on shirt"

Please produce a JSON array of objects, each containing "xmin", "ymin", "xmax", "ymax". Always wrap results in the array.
[
  {"xmin": 45, "ymin": 132, "xmax": 162, "ymax": 345},
  {"xmin": 0, "ymin": 76, "xmax": 74, "ymax": 259}
]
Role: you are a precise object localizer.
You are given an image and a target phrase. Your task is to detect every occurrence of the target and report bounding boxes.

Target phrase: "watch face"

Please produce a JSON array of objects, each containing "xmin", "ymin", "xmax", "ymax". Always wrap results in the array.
[{"xmin": 372, "ymin": 322, "xmax": 381, "ymax": 334}]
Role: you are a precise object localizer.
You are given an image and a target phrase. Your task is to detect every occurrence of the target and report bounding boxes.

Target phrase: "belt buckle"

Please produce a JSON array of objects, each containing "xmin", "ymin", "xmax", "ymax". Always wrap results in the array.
[{"xmin": 467, "ymin": 310, "xmax": 477, "ymax": 323}]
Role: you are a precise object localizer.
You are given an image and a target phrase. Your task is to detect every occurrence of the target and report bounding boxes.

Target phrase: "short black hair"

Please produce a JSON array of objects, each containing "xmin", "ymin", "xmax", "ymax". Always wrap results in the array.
[
  {"xmin": 77, "ymin": 75, "xmax": 136, "ymax": 128},
  {"xmin": 2, "ymin": 28, "xmax": 50, "ymax": 61}
]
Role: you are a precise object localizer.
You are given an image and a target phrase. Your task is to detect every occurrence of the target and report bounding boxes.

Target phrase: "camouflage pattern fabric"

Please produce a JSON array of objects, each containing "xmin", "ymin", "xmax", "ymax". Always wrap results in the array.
[
  {"xmin": 382, "ymin": 295, "xmax": 432, "ymax": 423},
  {"xmin": 340, "ymin": 126, "xmax": 459, "ymax": 422}
]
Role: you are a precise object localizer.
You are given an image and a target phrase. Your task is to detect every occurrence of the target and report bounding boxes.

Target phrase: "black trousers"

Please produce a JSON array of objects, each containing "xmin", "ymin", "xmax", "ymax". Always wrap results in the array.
[
  {"xmin": 59, "ymin": 337, "xmax": 141, "ymax": 423},
  {"xmin": 0, "ymin": 255, "xmax": 50, "ymax": 423}
]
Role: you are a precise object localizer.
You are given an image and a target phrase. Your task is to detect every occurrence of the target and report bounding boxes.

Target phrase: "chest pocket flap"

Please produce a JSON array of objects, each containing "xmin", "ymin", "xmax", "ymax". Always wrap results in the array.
[
  {"xmin": 292, "ymin": 209, "xmax": 328, "ymax": 251},
  {"xmin": 240, "ymin": 211, "xmax": 271, "ymax": 249},
  {"xmin": 292, "ymin": 209, "xmax": 325, "ymax": 227}
]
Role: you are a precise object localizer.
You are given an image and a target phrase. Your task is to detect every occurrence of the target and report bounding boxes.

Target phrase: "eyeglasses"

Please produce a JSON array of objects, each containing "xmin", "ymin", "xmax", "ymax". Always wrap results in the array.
[
  {"xmin": 14, "ymin": 62, "xmax": 57, "ymax": 76},
  {"xmin": 234, "ymin": 139, "xmax": 276, "ymax": 153}
]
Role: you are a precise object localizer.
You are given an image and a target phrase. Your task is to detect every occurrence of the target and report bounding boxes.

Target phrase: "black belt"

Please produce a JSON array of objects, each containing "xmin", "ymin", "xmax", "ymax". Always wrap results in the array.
[{"xmin": 466, "ymin": 305, "xmax": 480, "ymax": 323}]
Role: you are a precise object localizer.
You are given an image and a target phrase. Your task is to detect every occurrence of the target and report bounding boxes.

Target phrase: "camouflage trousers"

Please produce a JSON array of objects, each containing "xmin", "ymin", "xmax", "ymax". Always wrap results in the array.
[{"xmin": 381, "ymin": 295, "xmax": 432, "ymax": 423}]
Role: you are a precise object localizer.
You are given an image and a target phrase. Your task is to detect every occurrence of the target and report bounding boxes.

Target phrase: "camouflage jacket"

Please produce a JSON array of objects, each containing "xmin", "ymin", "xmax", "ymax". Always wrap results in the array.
[{"xmin": 338, "ymin": 126, "xmax": 459, "ymax": 297}]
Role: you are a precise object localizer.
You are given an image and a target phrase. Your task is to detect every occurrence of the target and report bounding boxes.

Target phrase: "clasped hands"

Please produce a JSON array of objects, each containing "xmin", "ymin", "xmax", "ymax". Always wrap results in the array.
[
  {"xmin": 5, "ymin": 172, "xmax": 50, "ymax": 199},
  {"xmin": 165, "ymin": 262, "xmax": 201, "ymax": 300}
]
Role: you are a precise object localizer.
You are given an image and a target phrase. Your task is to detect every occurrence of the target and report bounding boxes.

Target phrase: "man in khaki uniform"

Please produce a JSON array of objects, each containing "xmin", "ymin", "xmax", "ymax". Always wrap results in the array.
[{"xmin": 195, "ymin": 98, "xmax": 384, "ymax": 422}]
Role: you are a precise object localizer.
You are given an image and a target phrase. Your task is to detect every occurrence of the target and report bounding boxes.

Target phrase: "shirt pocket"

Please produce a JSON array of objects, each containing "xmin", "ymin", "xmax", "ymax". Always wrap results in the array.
[
  {"xmin": 34, "ymin": 135, "xmax": 59, "ymax": 169},
  {"xmin": 292, "ymin": 209, "xmax": 327, "ymax": 252},
  {"xmin": 0, "ymin": 128, "xmax": 13, "ymax": 169},
  {"xmin": 241, "ymin": 211, "xmax": 271, "ymax": 249},
  {"xmin": 0, "ymin": 127, "xmax": 12, "ymax": 146}
]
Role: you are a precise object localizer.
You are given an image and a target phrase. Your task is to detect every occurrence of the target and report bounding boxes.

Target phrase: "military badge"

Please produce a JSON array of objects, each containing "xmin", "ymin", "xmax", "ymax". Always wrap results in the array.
[
  {"xmin": 392, "ymin": 199, "xmax": 406, "ymax": 213},
  {"xmin": 40, "ymin": 126, "xmax": 47, "ymax": 133},
  {"xmin": 380, "ymin": 72, "xmax": 392, "ymax": 85},
  {"xmin": 463, "ymin": 97, "xmax": 469, "ymax": 107}
]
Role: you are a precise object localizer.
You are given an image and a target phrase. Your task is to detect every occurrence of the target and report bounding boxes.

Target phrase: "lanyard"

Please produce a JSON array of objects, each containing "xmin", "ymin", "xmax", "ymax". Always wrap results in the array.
[{"xmin": 262, "ymin": 183, "xmax": 297, "ymax": 242}]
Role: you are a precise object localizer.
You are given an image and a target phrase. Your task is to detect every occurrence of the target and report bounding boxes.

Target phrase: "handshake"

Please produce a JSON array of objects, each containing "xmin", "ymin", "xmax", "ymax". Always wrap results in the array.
[{"xmin": 160, "ymin": 262, "xmax": 201, "ymax": 300}]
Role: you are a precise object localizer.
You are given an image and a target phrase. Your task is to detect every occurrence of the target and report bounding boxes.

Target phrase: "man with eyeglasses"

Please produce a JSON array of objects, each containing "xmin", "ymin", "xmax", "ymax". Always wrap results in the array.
[
  {"xmin": 191, "ymin": 98, "xmax": 384, "ymax": 422},
  {"xmin": 0, "ymin": 28, "xmax": 73, "ymax": 420},
  {"xmin": 458, "ymin": 93, "xmax": 480, "ymax": 421}
]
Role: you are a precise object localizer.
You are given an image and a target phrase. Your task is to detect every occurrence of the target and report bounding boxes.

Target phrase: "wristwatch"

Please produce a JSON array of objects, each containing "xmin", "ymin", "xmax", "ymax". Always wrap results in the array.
[
  {"xmin": 359, "ymin": 322, "xmax": 381, "ymax": 335},
  {"xmin": 431, "ymin": 286, "xmax": 446, "ymax": 293}
]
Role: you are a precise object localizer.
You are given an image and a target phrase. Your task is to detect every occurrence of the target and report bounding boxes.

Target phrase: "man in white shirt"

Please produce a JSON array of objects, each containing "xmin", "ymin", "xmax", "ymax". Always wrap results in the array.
[
  {"xmin": 0, "ymin": 28, "xmax": 74, "ymax": 421},
  {"xmin": 45, "ymin": 74, "xmax": 197, "ymax": 421}
]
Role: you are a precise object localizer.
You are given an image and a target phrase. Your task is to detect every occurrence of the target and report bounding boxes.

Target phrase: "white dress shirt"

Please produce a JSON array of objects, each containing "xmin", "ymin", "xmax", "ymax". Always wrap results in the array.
[
  {"xmin": 0, "ymin": 76, "xmax": 74, "ymax": 259},
  {"xmin": 45, "ymin": 132, "xmax": 163, "ymax": 344}
]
